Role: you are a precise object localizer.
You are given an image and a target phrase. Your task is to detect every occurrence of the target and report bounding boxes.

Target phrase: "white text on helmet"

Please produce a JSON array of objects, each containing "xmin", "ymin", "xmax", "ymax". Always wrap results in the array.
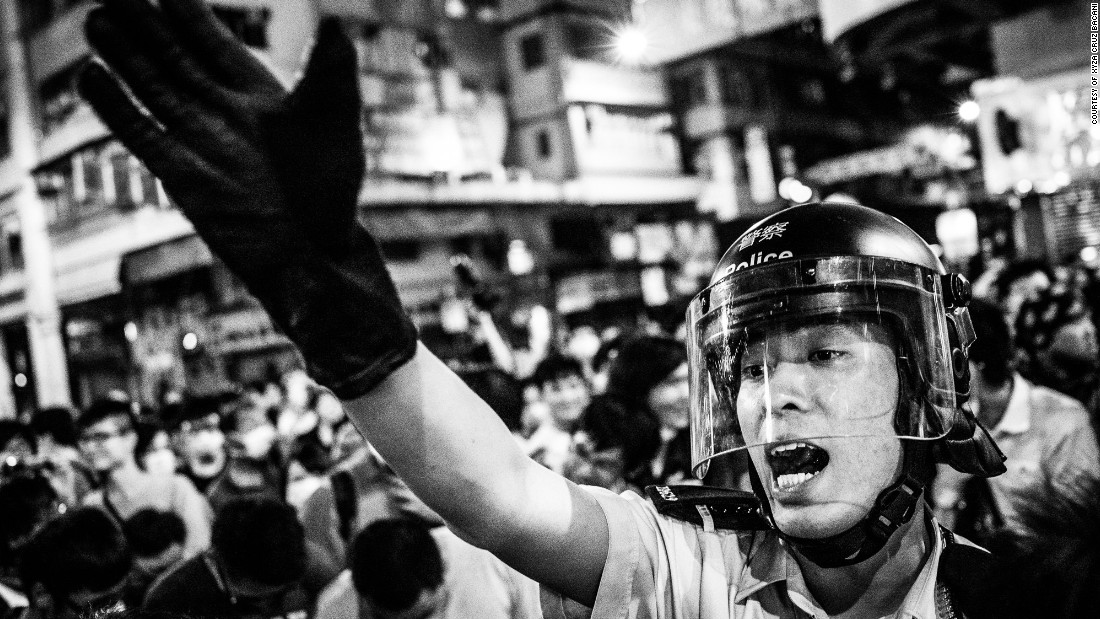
[{"xmin": 725, "ymin": 250, "xmax": 794, "ymax": 275}]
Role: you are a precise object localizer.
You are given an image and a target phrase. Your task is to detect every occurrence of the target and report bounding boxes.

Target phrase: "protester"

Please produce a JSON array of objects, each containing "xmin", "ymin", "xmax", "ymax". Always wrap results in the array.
[
  {"xmin": 203, "ymin": 399, "xmax": 286, "ymax": 515},
  {"xmin": 134, "ymin": 421, "xmax": 179, "ymax": 481},
  {"xmin": 80, "ymin": 4, "xmax": 1007, "ymax": 618},
  {"xmin": 0, "ymin": 421, "xmax": 34, "ymax": 466},
  {"xmin": 993, "ymin": 259, "xmax": 1054, "ymax": 337},
  {"xmin": 935, "ymin": 298, "xmax": 1100, "ymax": 618},
  {"xmin": 590, "ymin": 335, "xmax": 692, "ymax": 487},
  {"xmin": 315, "ymin": 518, "xmax": 539, "ymax": 619},
  {"xmin": 524, "ymin": 355, "xmax": 591, "ymax": 473},
  {"xmin": 1014, "ymin": 287, "xmax": 1099, "ymax": 408},
  {"xmin": 301, "ymin": 443, "xmax": 442, "ymax": 585},
  {"xmin": 0, "ymin": 473, "xmax": 65, "ymax": 618},
  {"xmin": 162, "ymin": 397, "xmax": 227, "ymax": 493},
  {"xmin": 456, "ymin": 367, "xmax": 526, "ymax": 440},
  {"xmin": 143, "ymin": 497, "xmax": 310, "ymax": 619},
  {"xmin": 20, "ymin": 508, "xmax": 131, "ymax": 619},
  {"xmin": 27, "ymin": 407, "xmax": 94, "ymax": 507},
  {"xmin": 77, "ymin": 398, "xmax": 212, "ymax": 558},
  {"xmin": 120, "ymin": 509, "xmax": 187, "ymax": 608}
]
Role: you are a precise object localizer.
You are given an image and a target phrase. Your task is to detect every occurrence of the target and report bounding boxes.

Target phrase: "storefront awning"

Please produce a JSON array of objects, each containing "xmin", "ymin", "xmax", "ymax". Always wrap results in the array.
[
  {"xmin": 121, "ymin": 234, "xmax": 213, "ymax": 286},
  {"xmin": 54, "ymin": 255, "xmax": 122, "ymax": 306}
]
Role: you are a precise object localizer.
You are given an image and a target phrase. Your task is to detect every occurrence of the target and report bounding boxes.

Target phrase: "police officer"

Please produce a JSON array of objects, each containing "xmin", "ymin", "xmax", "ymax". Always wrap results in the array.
[{"xmin": 79, "ymin": 2, "xmax": 1005, "ymax": 617}]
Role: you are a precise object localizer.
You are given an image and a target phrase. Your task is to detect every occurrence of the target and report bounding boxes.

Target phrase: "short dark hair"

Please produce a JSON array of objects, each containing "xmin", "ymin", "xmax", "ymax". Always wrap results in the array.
[
  {"xmin": 350, "ymin": 519, "xmax": 443, "ymax": 612},
  {"xmin": 967, "ymin": 298, "xmax": 1014, "ymax": 387},
  {"xmin": 457, "ymin": 367, "xmax": 524, "ymax": 432},
  {"xmin": 21, "ymin": 507, "xmax": 132, "ymax": 598},
  {"xmin": 0, "ymin": 474, "xmax": 59, "ymax": 559},
  {"xmin": 994, "ymin": 259, "xmax": 1054, "ymax": 302},
  {"xmin": 530, "ymin": 354, "xmax": 584, "ymax": 389},
  {"xmin": 0, "ymin": 419, "xmax": 35, "ymax": 455},
  {"xmin": 29, "ymin": 407, "xmax": 79, "ymax": 446},
  {"xmin": 123, "ymin": 509, "xmax": 187, "ymax": 558},
  {"xmin": 77, "ymin": 398, "xmax": 137, "ymax": 434},
  {"xmin": 162, "ymin": 394, "xmax": 227, "ymax": 433},
  {"xmin": 134, "ymin": 420, "xmax": 167, "ymax": 462},
  {"xmin": 212, "ymin": 497, "xmax": 305, "ymax": 586}
]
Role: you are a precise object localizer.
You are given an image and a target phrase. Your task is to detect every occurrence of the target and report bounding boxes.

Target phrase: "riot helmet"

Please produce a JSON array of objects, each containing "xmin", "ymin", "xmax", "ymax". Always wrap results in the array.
[{"xmin": 685, "ymin": 202, "xmax": 1002, "ymax": 566}]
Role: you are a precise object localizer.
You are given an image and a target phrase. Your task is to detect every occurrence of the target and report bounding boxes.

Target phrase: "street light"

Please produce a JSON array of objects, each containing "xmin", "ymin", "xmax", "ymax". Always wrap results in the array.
[
  {"xmin": 957, "ymin": 100, "xmax": 980, "ymax": 123},
  {"xmin": 612, "ymin": 25, "xmax": 648, "ymax": 64}
]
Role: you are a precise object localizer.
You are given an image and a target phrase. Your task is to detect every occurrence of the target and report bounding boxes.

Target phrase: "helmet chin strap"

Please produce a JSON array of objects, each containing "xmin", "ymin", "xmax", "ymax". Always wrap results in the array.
[{"xmin": 749, "ymin": 442, "xmax": 929, "ymax": 568}]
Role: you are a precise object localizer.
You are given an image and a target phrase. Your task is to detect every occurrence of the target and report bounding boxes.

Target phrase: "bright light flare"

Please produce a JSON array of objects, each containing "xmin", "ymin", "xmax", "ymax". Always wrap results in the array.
[
  {"xmin": 182, "ymin": 332, "xmax": 198, "ymax": 351},
  {"xmin": 613, "ymin": 26, "xmax": 649, "ymax": 64},
  {"xmin": 957, "ymin": 100, "xmax": 980, "ymax": 123}
]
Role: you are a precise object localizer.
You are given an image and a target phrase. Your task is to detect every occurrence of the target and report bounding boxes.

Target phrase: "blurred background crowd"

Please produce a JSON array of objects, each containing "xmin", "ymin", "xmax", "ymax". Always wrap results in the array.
[
  {"xmin": 0, "ymin": 0, "xmax": 1097, "ymax": 617},
  {"xmin": 0, "ymin": 250, "xmax": 1097, "ymax": 619}
]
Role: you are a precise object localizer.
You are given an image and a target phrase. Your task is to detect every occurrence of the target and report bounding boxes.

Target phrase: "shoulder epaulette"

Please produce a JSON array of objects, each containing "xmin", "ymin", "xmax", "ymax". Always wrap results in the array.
[{"xmin": 644, "ymin": 484, "xmax": 772, "ymax": 532}]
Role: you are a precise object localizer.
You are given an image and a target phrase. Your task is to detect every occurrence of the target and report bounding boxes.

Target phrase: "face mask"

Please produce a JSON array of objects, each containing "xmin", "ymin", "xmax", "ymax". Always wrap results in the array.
[
  {"xmin": 143, "ymin": 448, "xmax": 178, "ymax": 478},
  {"xmin": 238, "ymin": 424, "xmax": 277, "ymax": 460},
  {"xmin": 185, "ymin": 430, "xmax": 227, "ymax": 479}
]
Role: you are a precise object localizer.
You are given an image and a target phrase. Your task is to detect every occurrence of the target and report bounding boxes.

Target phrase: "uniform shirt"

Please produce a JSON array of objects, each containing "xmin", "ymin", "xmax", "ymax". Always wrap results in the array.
[
  {"xmin": 543, "ymin": 487, "xmax": 947, "ymax": 619},
  {"xmin": 314, "ymin": 527, "xmax": 541, "ymax": 619}
]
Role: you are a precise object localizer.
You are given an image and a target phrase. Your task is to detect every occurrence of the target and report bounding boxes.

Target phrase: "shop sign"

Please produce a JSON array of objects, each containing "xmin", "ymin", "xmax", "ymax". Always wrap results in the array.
[
  {"xmin": 818, "ymin": 0, "xmax": 911, "ymax": 42},
  {"xmin": 207, "ymin": 308, "xmax": 290, "ymax": 355},
  {"xmin": 804, "ymin": 126, "xmax": 974, "ymax": 186},
  {"xmin": 556, "ymin": 270, "xmax": 642, "ymax": 314},
  {"xmin": 973, "ymin": 70, "xmax": 1100, "ymax": 195},
  {"xmin": 639, "ymin": 0, "xmax": 817, "ymax": 63}
]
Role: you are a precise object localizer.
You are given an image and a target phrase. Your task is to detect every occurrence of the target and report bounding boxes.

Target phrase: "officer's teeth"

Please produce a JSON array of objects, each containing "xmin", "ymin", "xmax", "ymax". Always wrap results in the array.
[
  {"xmin": 776, "ymin": 472, "xmax": 817, "ymax": 490},
  {"xmin": 771, "ymin": 442, "xmax": 808, "ymax": 455}
]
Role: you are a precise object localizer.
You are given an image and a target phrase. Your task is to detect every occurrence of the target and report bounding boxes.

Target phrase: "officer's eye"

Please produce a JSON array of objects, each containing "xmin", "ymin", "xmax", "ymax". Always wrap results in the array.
[
  {"xmin": 809, "ymin": 349, "xmax": 845, "ymax": 363},
  {"xmin": 740, "ymin": 363, "xmax": 765, "ymax": 380}
]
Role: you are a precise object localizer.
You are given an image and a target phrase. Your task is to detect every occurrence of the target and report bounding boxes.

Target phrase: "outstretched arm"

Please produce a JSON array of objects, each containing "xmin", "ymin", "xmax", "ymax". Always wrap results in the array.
[
  {"xmin": 78, "ymin": 0, "xmax": 607, "ymax": 605},
  {"xmin": 348, "ymin": 344, "xmax": 607, "ymax": 602}
]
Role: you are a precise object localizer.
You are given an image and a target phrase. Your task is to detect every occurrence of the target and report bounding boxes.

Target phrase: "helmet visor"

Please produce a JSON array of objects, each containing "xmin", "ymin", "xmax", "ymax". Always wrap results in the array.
[{"xmin": 687, "ymin": 256, "xmax": 956, "ymax": 478}]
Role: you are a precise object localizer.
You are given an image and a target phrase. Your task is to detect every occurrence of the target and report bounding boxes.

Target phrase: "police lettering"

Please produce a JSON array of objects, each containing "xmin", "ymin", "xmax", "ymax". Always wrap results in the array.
[
  {"xmin": 656, "ymin": 486, "xmax": 678, "ymax": 502},
  {"xmin": 725, "ymin": 250, "xmax": 794, "ymax": 275}
]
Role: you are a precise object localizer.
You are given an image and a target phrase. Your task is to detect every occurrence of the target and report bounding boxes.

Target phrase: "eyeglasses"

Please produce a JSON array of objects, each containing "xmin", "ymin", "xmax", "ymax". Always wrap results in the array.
[
  {"xmin": 178, "ymin": 417, "xmax": 221, "ymax": 435},
  {"xmin": 78, "ymin": 429, "xmax": 131, "ymax": 445}
]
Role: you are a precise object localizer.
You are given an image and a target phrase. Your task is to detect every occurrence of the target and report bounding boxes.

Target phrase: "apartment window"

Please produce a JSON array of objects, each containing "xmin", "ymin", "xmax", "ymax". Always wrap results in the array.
[
  {"xmin": 35, "ymin": 166, "xmax": 70, "ymax": 225},
  {"xmin": 6, "ymin": 229, "xmax": 22, "ymax": 271},
  {"xmin": 18, "ymin": 0, "xmax": 53, "ymax": 32},
  {"xmin": 519, "ymin": 33, "xmax": 546, "ymax": 71},
  {"xmin": 0, "ymin": 95, "xmax": 10, "ymax": 159},
  {"xmin": 379, "ymin": 240, "xmax": 421, "ymax": 262},
  {"xmin": 669, "ymin": 68, "xmax": 708, "ymax": 110},
  {"xmin": 535, "ymin": 130, "xmax": 552, "ymax": 159},
  {"xmin": 39, "ymin": 63, "xmax": 82, "ymax": 134},
  {"xmin": 211, "ymin": 6, "xmax": 270, "ymax": 49},
  {"xmin": 565, "ymin": 21, "xmax": 603, "ymax": 61}
]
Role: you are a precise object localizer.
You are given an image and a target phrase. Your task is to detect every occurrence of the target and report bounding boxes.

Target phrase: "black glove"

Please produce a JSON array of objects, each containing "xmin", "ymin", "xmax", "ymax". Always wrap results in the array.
[{"xmin": 78, "ymin": 0, "xmax": 417, "ymax": 398}]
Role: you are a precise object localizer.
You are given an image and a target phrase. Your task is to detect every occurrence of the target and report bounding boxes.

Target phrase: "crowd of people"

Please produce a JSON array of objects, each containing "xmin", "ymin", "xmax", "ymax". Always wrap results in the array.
[
  {"xmin": 2, "ymin": 2, "xmax": 1099, "ymax": 617},
  {"xmin": 0, "ymin": 251, "xmax": 1096, "ymax": 619}
]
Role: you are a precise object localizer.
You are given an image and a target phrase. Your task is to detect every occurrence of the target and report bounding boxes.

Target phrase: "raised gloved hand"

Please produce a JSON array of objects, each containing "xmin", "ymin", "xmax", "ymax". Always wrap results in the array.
[{"xmin": 78, "ymin": 0, "xmax": 417, "ymax": 398}]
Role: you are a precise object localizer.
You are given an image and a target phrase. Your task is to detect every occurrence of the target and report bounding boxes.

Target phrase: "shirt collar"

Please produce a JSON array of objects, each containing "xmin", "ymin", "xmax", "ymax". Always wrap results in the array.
[
  {"xmin": 992, "ymin": 373, "xmax": 1031, "ymax": 436},
  {"xmin": 733, "ymin": 510, "xmax": 946, "ymax": 619},
  {"xmin": 733, "ymin": 532, "xmax": 788, "ymax": 603}
]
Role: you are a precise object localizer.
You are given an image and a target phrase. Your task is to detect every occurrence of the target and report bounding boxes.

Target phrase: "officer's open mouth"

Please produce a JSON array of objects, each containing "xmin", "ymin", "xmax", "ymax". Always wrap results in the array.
[{"xmin": 767, "ymin": 442, "xmax": 830, "ymax": 491}]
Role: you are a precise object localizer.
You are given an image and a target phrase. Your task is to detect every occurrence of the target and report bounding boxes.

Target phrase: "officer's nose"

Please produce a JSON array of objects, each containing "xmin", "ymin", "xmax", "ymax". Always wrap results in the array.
[{"xmin": 762, "ymin": 360, "xmax": 812, "ymax": 415}]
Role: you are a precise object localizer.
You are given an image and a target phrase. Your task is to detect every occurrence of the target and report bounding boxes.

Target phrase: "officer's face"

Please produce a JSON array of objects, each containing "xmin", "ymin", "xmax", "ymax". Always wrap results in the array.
[{"xmin": 736, "ymin": 318, "xmax": 903, "ymax": 539}]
